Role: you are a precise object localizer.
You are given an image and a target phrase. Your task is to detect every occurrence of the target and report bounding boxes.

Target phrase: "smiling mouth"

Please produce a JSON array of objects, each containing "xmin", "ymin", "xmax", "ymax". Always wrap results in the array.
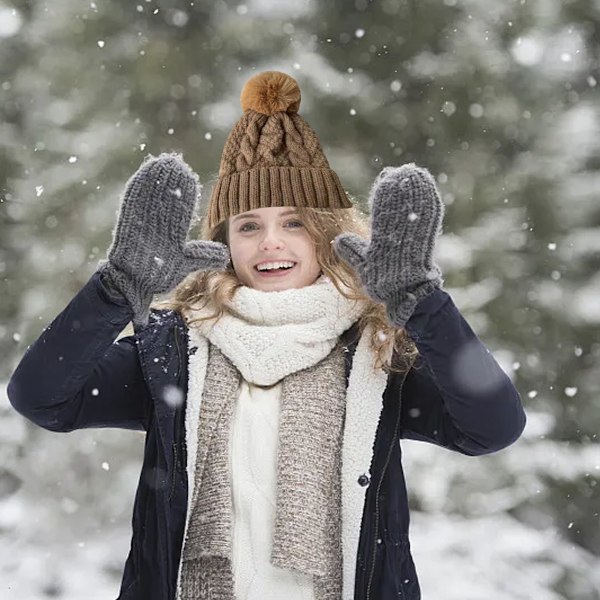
[{"xmin": 254, "ymin": 262, "xmax": 298, "ymax": 275}]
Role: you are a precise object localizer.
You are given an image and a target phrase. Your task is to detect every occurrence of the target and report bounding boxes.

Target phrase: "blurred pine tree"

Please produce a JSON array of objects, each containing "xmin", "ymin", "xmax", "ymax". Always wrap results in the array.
[{"xmin": 1, "ymin": 0, "xmax": 599, "ymax": 597}]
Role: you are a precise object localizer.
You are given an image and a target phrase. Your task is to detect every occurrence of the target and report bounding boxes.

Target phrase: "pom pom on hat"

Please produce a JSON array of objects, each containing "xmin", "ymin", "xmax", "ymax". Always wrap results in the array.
[{"xmin": 240, "ymin": 71, "xmax": 301, "ymax": 115}]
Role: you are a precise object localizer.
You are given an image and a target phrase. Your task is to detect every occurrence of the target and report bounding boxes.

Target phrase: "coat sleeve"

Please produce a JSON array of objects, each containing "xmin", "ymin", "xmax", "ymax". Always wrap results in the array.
[
  {"xmin": 7, "ymin": 271, "xmax": 152, "ymax": 432},
  {"xmin": 398, "ymin": 288, "xmax": 526, "ymax": 456}
]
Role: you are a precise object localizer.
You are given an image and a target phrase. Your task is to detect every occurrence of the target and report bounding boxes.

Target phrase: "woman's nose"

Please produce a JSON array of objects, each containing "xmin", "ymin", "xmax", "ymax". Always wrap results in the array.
[{"xmin": 258, "ymin": 228, "xmax": 285, "ymax": 251}]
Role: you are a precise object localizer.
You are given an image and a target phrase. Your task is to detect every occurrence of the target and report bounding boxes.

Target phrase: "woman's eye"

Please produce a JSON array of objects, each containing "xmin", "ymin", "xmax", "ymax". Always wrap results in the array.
[{"xmin": 239, "ymin": 220, "xmax": 302, "ymax": 232}]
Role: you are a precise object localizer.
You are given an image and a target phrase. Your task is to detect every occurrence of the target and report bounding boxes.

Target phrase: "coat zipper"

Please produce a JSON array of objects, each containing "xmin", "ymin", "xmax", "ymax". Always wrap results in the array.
[
  {"xmin": 365, "ymin": 378, "xmax": 405, "ymax": 600},
  {"xmin": 169, "ymin": 441, "xmax": 179, "ymax": 501},
  {"xmin": 169, "ymin": 324, "xmax": 185, "ymax": 501}
]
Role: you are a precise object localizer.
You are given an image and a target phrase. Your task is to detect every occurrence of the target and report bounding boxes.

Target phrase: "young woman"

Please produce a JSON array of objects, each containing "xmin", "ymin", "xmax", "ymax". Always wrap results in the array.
[{"xmin": 8, "ymin": 71, "xmax": 526, "ymax": 600}]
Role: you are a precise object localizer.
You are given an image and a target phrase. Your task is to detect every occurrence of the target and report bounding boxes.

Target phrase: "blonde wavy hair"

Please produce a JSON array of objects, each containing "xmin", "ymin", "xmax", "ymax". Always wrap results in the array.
[{"xmin": 152, "ymin": 203, "xmax": 419, "ymax": 375}]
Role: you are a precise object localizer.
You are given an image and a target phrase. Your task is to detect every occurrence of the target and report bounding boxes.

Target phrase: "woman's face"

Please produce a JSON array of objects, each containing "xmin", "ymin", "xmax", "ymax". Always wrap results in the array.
[{"xmin": 227, "ymin": 206, "xmax": 322, "ymax": 291}]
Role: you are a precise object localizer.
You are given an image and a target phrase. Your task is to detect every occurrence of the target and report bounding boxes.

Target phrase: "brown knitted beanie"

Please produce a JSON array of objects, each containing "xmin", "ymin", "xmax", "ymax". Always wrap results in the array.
[{"xmin": 206, "ymin": 70, "xmax": 352, "ymax": 229}]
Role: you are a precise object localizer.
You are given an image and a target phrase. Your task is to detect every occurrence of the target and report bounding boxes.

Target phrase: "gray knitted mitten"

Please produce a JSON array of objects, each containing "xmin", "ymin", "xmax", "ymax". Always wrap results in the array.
[
  {"xmin": 333, "ymin": 163, "xmax": 445, "ymax": 328},
  {"xmin": 97, "ymin": 153, "xmax": 230, "ymax": 328}
]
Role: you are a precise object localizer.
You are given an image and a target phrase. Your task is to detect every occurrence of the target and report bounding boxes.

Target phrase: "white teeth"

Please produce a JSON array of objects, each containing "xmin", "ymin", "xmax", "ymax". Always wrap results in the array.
[{"xmin": 256, "ymin": 261, "xmax": 296, "ymax": 271}]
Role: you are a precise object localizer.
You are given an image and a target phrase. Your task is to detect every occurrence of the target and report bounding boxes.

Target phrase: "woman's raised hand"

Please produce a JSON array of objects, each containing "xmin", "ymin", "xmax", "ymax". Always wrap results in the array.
[
  {"xmin": 333, "ymin": 163, "xmax": 445, "ymax": 328},
  {"xmin": 97, "ymin": 153, "xmax": 230, "ymax": 328}
]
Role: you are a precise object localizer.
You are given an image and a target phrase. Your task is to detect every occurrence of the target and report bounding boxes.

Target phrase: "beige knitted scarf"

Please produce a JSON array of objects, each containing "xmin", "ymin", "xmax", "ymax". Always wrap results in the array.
[
  {"xmin": 179, "ymin": 340, "xmax": 349, "ymax": 600},
  {"xmin": 178, "ymin": 274, "xmax": 369, "ymax": 600}
]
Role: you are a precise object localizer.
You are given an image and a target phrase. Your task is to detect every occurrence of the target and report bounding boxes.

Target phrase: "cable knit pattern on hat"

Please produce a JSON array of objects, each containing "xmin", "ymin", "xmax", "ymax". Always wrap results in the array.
[{"xmin": 207, "ymin": 71, "xmax": 352, "ymax": 229}]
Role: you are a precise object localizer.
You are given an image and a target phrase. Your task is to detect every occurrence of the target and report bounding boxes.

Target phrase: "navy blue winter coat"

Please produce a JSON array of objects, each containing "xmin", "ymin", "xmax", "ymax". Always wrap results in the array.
[{"xmin": 7, "ymin": 271, "xmax": 526, "ymax": 599}]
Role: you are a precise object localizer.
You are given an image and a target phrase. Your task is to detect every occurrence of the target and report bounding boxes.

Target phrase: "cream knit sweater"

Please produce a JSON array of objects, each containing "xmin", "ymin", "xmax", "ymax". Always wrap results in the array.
[{"xmin": 229, "ymin": 379, "xmax": 315, "ymax": 600}]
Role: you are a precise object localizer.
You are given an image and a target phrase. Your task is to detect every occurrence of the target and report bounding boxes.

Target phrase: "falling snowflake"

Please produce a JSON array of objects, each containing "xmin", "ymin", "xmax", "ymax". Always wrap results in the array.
[{"xmin": 162, "ymin": 384, "xmax": 184, "ymax": 408}]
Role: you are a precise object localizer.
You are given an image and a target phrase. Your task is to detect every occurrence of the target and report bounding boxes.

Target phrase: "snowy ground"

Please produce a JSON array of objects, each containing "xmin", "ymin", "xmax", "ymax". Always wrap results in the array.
[{"xmin": 1, "ymin": 384, "xmax": 599, "ymax": 599}]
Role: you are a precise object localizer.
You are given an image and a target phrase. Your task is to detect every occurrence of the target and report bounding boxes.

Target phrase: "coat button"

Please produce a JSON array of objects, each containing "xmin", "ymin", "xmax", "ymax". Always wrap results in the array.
[{"xmin": 357, "ymin": 473, "xmax": 370, "ymax": 487}]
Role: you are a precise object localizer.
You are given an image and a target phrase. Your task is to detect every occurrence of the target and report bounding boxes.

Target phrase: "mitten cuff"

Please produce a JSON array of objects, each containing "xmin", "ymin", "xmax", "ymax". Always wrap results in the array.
[
  {"xmin": 96, "ymin": 262, "xmax": 130, "ymax": 306},
  {"xmin": 385, "ymin": 279, "xmax": 441, "ymax": 328},
  {"xmin": 96, "ymin": 261, "xmax": 154, "ymax": 329}
]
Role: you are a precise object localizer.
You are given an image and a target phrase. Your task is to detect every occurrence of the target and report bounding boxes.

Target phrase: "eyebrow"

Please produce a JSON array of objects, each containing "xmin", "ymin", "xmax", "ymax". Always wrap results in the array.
[{"xmin": 232, "ymin": 209, "xmax": 299, "ymax": 223}]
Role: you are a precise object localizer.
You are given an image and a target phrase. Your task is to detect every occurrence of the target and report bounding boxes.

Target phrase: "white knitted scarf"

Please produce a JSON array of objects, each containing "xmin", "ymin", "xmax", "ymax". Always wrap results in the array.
[
  {"xmin": 178, "ymin": 274, "xmax": 390, "ymax": 599},
  {"xmin": 187, "ymin": 274, "xmax": 367, "ymax": 386}
]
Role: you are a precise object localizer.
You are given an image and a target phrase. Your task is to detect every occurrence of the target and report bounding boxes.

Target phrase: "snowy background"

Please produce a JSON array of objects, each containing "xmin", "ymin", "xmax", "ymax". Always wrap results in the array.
[{"xmin": 1, "ymin": 0, "xmax": 599, "ymax": 598}]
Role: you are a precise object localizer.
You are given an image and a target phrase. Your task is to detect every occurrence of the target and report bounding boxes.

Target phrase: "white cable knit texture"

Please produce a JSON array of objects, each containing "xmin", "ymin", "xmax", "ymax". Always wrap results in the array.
[
  {"xmin": 230, "ymin": 380, "xmax": 315, "ymax": 600},
  {"xmin": 187, "ymin": 274, "xmax": 366, "ymax": 386}
]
